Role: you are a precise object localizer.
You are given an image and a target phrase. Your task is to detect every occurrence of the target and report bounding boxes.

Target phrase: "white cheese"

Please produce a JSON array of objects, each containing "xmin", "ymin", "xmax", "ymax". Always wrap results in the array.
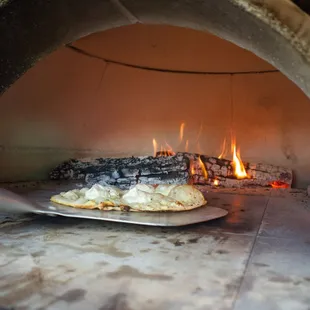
[
  {"xmin": 84, "ymin": 184, "xmax": 123, "ymax": 201},
  {"xmin": 132, "ymin": 184, "xmax": 155, "ymax": 193},
  {"xmin": 122, "ymin": 185, "xmax": 182, "ymax": 209},
  {"xmin": 155, "ymin": 184, "xmax": 178, "ymax": 196},
  {"xmin": 61, "ymin": 190, "xmax": 79, "ymax": 201},
  {"xmin": 122, "ymin": 187, "xmax": 154, "ymax": 204}
]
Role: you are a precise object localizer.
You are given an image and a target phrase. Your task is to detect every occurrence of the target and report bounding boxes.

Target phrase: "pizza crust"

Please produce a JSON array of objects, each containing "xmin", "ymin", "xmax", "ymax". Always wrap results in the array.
[{"xmin": 50, "ymin": 184, "xmax": 207, "ymax": 212}]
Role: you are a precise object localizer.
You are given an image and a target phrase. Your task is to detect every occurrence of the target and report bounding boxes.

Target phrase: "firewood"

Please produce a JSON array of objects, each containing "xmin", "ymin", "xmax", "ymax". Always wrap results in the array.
[
  {"xmin": 49, "ymin": 154, "xmax": 190, "ymax": 189},
  {"xmin": 50, "ymin": 152, "xmax": 293, "ymax": 189},
  {"xmin": 178, "ymin": 152, "xmax": 293, "ymax": 188}
]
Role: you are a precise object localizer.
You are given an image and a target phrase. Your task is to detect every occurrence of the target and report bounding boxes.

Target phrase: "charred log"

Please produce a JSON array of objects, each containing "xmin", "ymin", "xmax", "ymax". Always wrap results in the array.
[
  {"xmin": 49, "ymin": 154, "xmax": 190, "ymax": 189},
  {"xmin": 50, "ymin": 152, "xmax": 293, "ymax": 189}
]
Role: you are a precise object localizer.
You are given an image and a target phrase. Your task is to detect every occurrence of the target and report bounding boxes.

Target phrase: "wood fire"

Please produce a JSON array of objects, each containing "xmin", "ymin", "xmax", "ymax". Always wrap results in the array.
[{"xmin": 151, "ymin": 123, "xmax": 291, "ymax": 188}]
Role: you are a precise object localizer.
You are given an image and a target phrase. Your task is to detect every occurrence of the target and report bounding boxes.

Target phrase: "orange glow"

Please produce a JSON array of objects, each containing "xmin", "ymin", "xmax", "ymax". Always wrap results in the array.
[
  {"xmin": 152, "ymin": 139, "xmax": 157, "ymax": 157},
  {"xmin": 165, "ymin": 141, "xmax": 174, "ymax": 152},
  {"xmin": 190, "ymin": 159, "xmax": 195, "ymax": 175},
  {"xmin": 162, "ymin": 142, "xmax": 175, "ymax": 156},
  {"xmin": 179, "ymin": 122, "xmax": 185, "ymax": 142},
  {"xmin": 198, "ymin": 156, "xmax": 208, "ymax": 180},
  {"xmin": 188, "ymin": 160, "xmax": 195, "ymax": 185},
  {"xmin": 158, "ymin": 148, "xmax": 175, "ymax": 156},
  {"xmin": 185, "ymin": 139, "xmax": 189, "ymax": 152},
  {"xmin": 218, "ymin": 138, "xmax": 227, "ymax": 159},
  {"xmin": 213, "ymin": 179, "xmax": 219, "ymax": 186},
  {"xmin": 231, "ymin": 138, "xmax": 247, "ymax": 179},
  {"xmin": 270, "ymin": 181, "xmax": 289, "ymax": 189}
]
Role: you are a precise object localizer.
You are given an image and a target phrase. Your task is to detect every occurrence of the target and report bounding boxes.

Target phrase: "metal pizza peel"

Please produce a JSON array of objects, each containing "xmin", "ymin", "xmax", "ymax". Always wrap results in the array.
[{"xmin": 0, "ymin": 187, "xmax": 228, "ymax": 227}]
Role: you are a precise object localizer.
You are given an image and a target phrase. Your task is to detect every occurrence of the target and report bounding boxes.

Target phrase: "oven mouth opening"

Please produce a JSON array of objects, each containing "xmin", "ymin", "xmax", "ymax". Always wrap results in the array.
[{"xmin": 1, "ymin": 0, "xmax": 310, "ymax": 189}]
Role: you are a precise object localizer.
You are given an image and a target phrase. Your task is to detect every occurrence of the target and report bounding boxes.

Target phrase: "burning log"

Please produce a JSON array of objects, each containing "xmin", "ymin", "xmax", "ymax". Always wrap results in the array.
[
  {"xmin": 49, "ymin": 154, "xmax": 190, "ymax": 189},
  {"xmin": 50, "ymin": 152, "xmax": 293, "ymax": 189},
  {"xmin": 179, "ymin": 152, "xmax": 293, "ymax": 188}
]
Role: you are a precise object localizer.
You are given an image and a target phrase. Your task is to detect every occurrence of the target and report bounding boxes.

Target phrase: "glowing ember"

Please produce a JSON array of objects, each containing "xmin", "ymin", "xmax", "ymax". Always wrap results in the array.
[
  {"xmin": 179, "ymin": 122, "xmax": 185, "ymax": 142},
  {"xmin": 218, "ymin": 138, "xmax": 227, "ymax": 159},
  {"xmin": 198, "ymin": 156, "xmax": 208, "ymax": 180},
  {"xmin": 231, "ymin": 139, "xmax": 247, "ymax": 179},
  {"xmin": 270, "ymin": 181, "xmax": 289, "ymax": 189},
  {"xmin": 213, "ymin": 179, "xmax": 219, "ymax": 186},
  {"xmin": 190, "ymin": 159, "xmax": 195, "ymax": 175}
]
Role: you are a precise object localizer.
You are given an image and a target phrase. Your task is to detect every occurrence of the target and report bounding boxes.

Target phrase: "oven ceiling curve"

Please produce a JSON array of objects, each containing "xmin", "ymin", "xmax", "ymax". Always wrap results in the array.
[{"xmin": 0, "ymin": 0, "xmax": 310, "ymax": 97}]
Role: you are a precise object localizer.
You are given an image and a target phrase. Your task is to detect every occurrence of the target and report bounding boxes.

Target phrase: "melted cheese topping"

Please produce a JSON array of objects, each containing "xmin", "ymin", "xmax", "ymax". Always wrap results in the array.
[
  {"xmin": 122, "ymin": 187, "xmax": 176, "ymax": 205},
  {"xmin": 122, "ymin": 186, "xmax": 183, "ymax": 210},
  {"xmin": 155, "ymin": 184, "xmax": 178, "ymax": 196},
  {"xmin": 84, "ymin": 184, "xmax": 122, "ymax": 201},
  {"xmin": 51, "ymin": 183, "xmax": 207, "ymax": 211}
]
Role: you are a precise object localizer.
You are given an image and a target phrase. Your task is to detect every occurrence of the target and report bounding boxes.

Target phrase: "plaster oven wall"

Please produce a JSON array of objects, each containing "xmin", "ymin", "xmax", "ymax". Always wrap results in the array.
[{"xmin": 0, "ymin": 25, "xmax": 310, "ymax": 187}]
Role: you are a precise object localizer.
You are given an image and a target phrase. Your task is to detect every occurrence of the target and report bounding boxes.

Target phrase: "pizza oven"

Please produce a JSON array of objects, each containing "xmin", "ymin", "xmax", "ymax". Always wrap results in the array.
[
  {"xmin": 1, "ymin": 0, "xmax": 310, "ymax": 189},
  {"xmin": 1, "ymin": 1, "xmax": 310, "ymax": 309}
]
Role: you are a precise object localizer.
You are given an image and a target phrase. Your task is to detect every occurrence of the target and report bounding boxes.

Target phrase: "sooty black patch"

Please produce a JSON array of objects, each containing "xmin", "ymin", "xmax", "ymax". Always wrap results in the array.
[{"xmin": 59, "ymin": 289, "xmax": 86, "ymax": 303}]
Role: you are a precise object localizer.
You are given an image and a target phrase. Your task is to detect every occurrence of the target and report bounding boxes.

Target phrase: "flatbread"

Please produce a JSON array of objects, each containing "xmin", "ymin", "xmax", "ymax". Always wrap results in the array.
[{"xmin": 50, "ymin": 184, "xmax": 207, "ymax": 212}]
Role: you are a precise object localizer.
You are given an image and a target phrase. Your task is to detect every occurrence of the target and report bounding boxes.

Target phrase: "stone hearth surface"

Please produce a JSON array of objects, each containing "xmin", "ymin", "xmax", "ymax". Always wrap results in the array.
[{"xmin": 0, "ymin": 183, "xmax": 310, "ymax": 310}]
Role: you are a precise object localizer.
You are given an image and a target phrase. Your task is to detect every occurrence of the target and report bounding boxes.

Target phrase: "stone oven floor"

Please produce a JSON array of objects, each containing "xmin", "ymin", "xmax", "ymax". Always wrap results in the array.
[{"xmin": 1, "ymin": 183, "xmax": 310, "ymax": 310}]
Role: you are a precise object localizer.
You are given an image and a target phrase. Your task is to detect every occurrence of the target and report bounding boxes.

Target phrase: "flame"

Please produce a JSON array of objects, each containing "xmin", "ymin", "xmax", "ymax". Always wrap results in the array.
[
  {"xmin": 270, "ymin": 181, "xmax": 289, "ymax": 189},
  {"xmin": 163, "ymin": 142, "xmax": 175, "ymax": 156},
  {"xmin": 213, "ymin": 179, "xmax": 219, "ymax": 186},
  {"xmin": 188, "ymin": 159, "xmax": 195, "ymax": 185},
  {"xmin": 153, "ymin": 139, "xmax": 175, "ymax": 157},
  {"xmin": 185, "ymin": 139, "xmax": 189, "ymax": 152},
  {"xmin": 152, "ymin": 138, "xmax": 157, "ymax": 157},
  {"xmin": 217, "ymin": 135, "xmax": 248, "ymax": 179},
  {"xmin": 232, "ymin": 142, "xmax": 247, "ymax": 179},
  {"xmin": 165, "ymin": 141, "xmax": 173, "ymax": 152},
  {"xmin": 158, "ymin": 148, "xmax": 175, "ymax": 156},
  {"xmin": 179, "ymin": 122, "xmax": 185, "ymax": 142},
  {"xmin": 198, "ymin": 156, "xmax": 208, "ymax": 180},
  {"xmin": 189, "ymin": 159, "xmax": 195, "ymax": 175},
  {"xmin": 218, "ymin": 138, "xmax": 227, "ymax": 159},
  {"xmin": 191, "ymin": 165, "xmax": 195, "ymax": 175}
]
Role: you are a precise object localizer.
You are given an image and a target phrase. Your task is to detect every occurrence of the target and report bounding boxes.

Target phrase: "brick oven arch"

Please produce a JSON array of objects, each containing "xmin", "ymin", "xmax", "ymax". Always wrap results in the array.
[{"xmin": 1, "ymin": 0, "xmax": 310, "ymax": 97}]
